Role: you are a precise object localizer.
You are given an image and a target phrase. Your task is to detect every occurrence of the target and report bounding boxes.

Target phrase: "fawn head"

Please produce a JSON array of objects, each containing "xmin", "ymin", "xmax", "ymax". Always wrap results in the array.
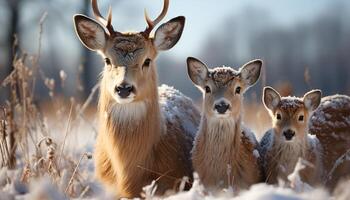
[
  {"xmin": 73, "ymin": 0, "xmax": 185, "ymax": 104},
  {"xmin": 263, "ymin": 87, "xmax": 322, "ymax": 142},
  {"xmin": 187, "ymin": 57, "xmax": 262, "ymax": 120}
]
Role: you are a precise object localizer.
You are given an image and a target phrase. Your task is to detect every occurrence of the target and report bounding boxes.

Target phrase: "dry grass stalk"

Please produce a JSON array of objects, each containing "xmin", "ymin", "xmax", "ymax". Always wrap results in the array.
[
  {"xmin": 64, "ymin": 152, "xmax": 92, "ymax": 195},
  {"xmin": 0, "ymin": 11, "xmax": 97, "ymax": 198},
  {"xmin": 0, "ymin": 107, "xmax": 10, "ymax": 168},
  {"xmin": 58, "ymin": 100, "xmax": 74, "ymax": 167}
]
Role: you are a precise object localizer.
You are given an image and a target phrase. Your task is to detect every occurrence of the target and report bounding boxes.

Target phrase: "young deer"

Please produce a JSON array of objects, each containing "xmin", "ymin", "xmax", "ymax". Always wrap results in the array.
[
  {"xmin": 260, "ymin": 87, "xmax": 323, "ymax": 186},
  {"xmin": 260, "ymin": 87, "xmax": 322, "ymax": 185},
  {"xmin": 187, "ymin": 57, "xmax": 263, "ymax": 190},
  {"xmin": 260, "ymin": 87, "xmax": 350, "ymax": 189},
  {"xmin": 73, "ymin": 0, "xmax": 200, "ymax": 198}
]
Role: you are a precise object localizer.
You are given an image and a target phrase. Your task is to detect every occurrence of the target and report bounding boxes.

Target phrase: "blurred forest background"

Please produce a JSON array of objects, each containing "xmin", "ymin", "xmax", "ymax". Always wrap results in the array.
[{"xmin": 0, "ymin": 0, "xmax": 350, "ymax": 103}]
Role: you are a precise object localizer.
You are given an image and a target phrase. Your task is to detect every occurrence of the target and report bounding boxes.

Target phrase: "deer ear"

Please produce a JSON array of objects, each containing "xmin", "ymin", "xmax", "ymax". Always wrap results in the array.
[
  {"xmin": 303, "ymin": 90, "xmax": 322, "ymax": 111},
  {"xmin": 187, "ymin": 57, "xmax": 209, "ymax": 88},
  {"xmin": 73, "ymin": 14, "xmax": 108, "ymax": 51},
  {"xmin": 263, "ymin": 86, "xmax": 281, "ymax": 112},
  {"xmin": 239, "ymin": 59, "xmax": 262, "ymax": 88},
  {"xmin": 154, "ymin": 16, "xmax": 185, "ymax": 51}
]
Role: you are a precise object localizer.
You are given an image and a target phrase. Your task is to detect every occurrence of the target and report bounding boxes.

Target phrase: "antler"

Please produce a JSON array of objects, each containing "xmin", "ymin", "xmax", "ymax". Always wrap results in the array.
[
  {"xmin": 91, "ymin": 0, "xmax": 115, "ymax": 35},
  {"xmin": 143, "ymin": 0, "xmax": 169, "ymax": 37}
]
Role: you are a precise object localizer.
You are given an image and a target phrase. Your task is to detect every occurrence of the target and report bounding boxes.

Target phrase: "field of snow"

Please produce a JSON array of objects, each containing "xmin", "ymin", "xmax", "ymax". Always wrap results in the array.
[{"xmin": 0, "ymin": 88, "xmax": 349, "ymax": 200}]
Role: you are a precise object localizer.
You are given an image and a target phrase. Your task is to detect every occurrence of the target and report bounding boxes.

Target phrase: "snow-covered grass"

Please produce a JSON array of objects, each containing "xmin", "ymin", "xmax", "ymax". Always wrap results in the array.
[{"xmin": 1, "ymin": 59, "xmax": 349, "ymax": 199}]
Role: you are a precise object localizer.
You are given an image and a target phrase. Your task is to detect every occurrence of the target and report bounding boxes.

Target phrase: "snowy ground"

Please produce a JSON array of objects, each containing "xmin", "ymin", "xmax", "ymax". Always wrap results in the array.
[
  {"xmin": 0, "ymin": 113, "xmax": 349, "ymax": 200},
  {"xmin": 0, "ymin": 92, "xmax": 349, "ymax": 200}
]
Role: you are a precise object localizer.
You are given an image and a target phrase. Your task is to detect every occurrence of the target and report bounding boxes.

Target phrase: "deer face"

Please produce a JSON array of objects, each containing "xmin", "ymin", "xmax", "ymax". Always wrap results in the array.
[
  {"xmin": 263, "ymin": 87, "xmax": 322, "ymax": 143},
  {"xmin": 187, "ymin": 57, "xmax": 262, "ymax": 120},
  {"xmin": 73, "ymin": 0, "xmax": 185, "ymax": 104}
]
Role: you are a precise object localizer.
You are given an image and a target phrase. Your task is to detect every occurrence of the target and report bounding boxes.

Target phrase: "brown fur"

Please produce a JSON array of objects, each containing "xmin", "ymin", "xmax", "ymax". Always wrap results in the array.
[
  {"xmin": 260, "ymin": 89, "xmax": 323, "ymax": 186},
  {"xmin": 95, "ymin": 69, "xmax": 200, "ymax": 198},
  {"xmin": 261, "ymin": 129, "xmax": 322, "ymax": 185},
  {"xmin": 192, "ymin": 116, "xmax": 262, "ymax": 190},
  {"xmin": 73, "ymin": 2, "xmax": 200, "ymax": 198},
  {"xmin": 261, "ymin": 88, "xmax": 350, "ymax": 190},
  {"xmin": 309, "ymin": 95, "xmax": 350, "ymax": 190},
  {"xmin": 187, "ymin": 59, "xmax": 263, "ymax": 190}
]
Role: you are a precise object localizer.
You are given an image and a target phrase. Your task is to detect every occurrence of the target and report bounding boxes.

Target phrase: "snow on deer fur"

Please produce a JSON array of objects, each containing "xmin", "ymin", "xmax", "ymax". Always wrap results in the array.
[
  {"xmin": 73, "ymin": 0, "xmax": 200, "ymax": 198},
  {"xmin": 260, "ymin": 87, "xmax": 350, "ymax": 190},
  {"xmin": 259, "ymin": 87, "xmax": 324, "ymax": 186},
  {"xmin": 187, "ymin": 57, "xmax": 263, "ymax": 190},
  {"xmin": 309, "ymin": 94, "xmax": 350, "ymax": 189}
]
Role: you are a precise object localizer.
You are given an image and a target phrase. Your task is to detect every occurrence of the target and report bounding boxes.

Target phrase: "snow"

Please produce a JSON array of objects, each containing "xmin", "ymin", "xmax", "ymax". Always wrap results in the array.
[
  {"xmin": 258, "ymin": 129, "xmax": 274, "ymax": 167},
  {"xmin": 253, "ymin": 150, "xmax": 260, "ymax": 158},
  {"xmin": 309, "ymin": 94, "xmax": 350, "ymax": 132},
  {"xmin": 287, "ymin": 158, "xmax": 313, "ymax": 193},
  {"xmin": 158, "ymin": 84, "xmax": 200, "ymax": 137},
  {"xmin": 241, "ymin": 125, "xmax": 258, "ymax": 145},
  {"xmin": 306, "ymin": 134, "xmax": 319, "ymax": 150},
  {"xmin": 1, "ymin": 89, "xmax": 348, "ymax": 199},
  {"xmin": 279, "ymin": 96, "xmax": 304, "ymax": 110},
  {"xmin": 163, "ymin": 174, "xmax": 331, "ymax": 200}
]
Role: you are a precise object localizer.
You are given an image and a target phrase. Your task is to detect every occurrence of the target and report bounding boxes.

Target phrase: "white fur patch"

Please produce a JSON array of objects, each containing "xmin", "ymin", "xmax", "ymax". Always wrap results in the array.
[
  {"xmin": 109, "ymin": 101, "xmax": 147, "ymax": 123},
  {"xmin": 113, "ymin": 93, "xmax": 136, "ymax": 104},
  {"xmin": 213, "ymin": 112, "xmax": 231, "ymax": 118}
]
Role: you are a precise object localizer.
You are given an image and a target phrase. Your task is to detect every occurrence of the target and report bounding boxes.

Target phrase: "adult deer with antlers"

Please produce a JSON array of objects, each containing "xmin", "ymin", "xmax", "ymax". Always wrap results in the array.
[{"xmin": 73, "ymin": 0, "xmax": 200, "ymax": 198}]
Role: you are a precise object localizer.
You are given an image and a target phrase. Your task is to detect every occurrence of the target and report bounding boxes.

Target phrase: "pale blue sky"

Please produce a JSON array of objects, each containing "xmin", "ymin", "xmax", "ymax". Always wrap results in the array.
[{"xmin": 117, "ymin": 0, "xmax": 344, "ymax": 58}]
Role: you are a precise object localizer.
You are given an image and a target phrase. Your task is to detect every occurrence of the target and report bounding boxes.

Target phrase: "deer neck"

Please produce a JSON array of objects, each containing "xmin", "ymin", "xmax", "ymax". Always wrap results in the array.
[
  {"xmin": 272, "ymin": 129, "xmax": 309, "ymax": 171},
  {"xmin": 200, "ymin": 114, "xmax": 242, "ymax": 155},
  {"xmin": 98, "ymin": 74, "xmax": 163, "ymax": 166}
]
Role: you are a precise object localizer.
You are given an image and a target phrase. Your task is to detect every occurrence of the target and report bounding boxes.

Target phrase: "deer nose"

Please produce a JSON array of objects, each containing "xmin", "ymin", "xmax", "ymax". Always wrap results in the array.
[
  {"xmin": 214, "ymin": 102, "xmax": 230, "ymax": 114},
  {"xmin": 115, "ymin": 84, "xmax": 133, "ymax": 98},
  {"xmin": 283, "ymin": 129, "xmax": 295, "ymax": 140}
]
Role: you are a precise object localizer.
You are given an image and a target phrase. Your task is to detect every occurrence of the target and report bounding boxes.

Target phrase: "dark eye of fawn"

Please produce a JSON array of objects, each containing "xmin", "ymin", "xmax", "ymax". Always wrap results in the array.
[
  {"xmin": 205, "ymin": 86, "xmax": 211, "ymax": 93},
  {"xmin": 105, "ymin": 58, "xmax": 111, "ymax": 65},
  {"xmin": 143, "ymin": 58, "xmax": 151, "ymax": 68},
  {"xmin": 235, "ymin": 86, "xmax": 241, "ymax": 94},
  {"xmin": 276, "ymin": 113, "xmax": 282, "ymax": 120},
  {"xmin": 298, "ymin": 115, "xmax": 304, "ymax": 121}
]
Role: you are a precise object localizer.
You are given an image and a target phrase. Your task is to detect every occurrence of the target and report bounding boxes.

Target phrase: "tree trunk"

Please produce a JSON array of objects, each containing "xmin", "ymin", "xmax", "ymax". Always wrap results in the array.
[
  {"xmin": 4, "ymin": 0, "xmax": 21, "ymax": 168},
  {"xmin": 80, "ymin": 0, "xmax": 94, "ymax": 99}
]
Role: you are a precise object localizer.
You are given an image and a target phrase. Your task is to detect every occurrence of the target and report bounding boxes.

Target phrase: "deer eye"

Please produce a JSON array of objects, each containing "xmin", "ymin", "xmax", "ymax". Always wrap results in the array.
[
  {"xmin": 298, "ymin": 115, "xmax": 304, "ymax": 121},
  {"xmin": 143, "ymin": 58, "xmax": 151, "ymax": 68},
  {"xmin": 235, "ymin": 86, "xmax": 241, "ymax": 94},
  {"xmin": 205, "ymin": 86, "xmax": 211, "ymax": 93},
  {"xmin": 276, "ymin": 113, "xmax": 282, "ymax": 120},
  {"xmin": 104, "ymin": 58, "xmax": 111, "ymax": 65}
]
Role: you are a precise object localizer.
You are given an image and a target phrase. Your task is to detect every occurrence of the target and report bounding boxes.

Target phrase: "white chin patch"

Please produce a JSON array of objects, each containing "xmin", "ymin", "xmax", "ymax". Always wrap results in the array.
[
  {"xmin": 110, "ymin": 101, "xmax": 147, "ymax": 122},
  {"xmin": 113, "ymin": 93, "xmax": 135, "ymax": 104},
  {"xmin": 283, "ymin": 137, "xmax": 296, "ymax": 143},
  {"xmin": 213, "ymin": 112, "xmax": 231, "ymax": 118}
]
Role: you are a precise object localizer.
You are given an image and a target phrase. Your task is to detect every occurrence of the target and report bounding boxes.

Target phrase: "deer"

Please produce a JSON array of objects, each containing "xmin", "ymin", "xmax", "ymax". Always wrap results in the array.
[
  {"xmin": 260, "ymin": 86, "xmax": 350, "ymax": 190},
  {"xmin": 187, "ymin": 57, "xmax": 263, "ymax": 191},
  {"xmin": 308, "ymin": 94, "xmax": 350, "ymax": 190},
  {"xmin": 73, "ymin": 0, "xmax": 200, "ymax": 198}
]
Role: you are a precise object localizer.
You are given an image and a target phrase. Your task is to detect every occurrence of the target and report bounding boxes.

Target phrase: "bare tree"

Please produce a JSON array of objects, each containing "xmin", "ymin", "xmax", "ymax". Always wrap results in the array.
[
  {"xmin": 2, "ymin": 0, "xmax": 21, "ymax": 94},
  {"xmin": 80, "ymin": 0, "xmax": 95, "ymax": 99}
]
